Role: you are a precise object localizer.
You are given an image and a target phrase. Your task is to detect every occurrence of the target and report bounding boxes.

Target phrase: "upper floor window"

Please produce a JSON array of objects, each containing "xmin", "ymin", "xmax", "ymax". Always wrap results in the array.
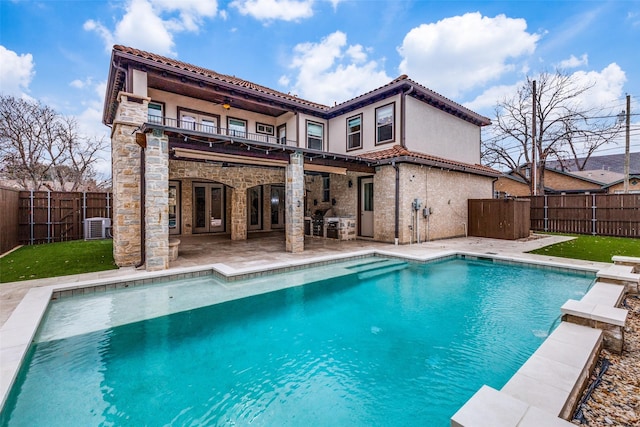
[
  {"xmin": 148, "ymin": 102, "xmax": 163, "ymax": 124},
  {"xmin": 346, "ymin": 114, "xmax": 362, "ymax": 150},
  {"xmin": 277, "ymin": 124, "xmax": 287, "ymax": 145},
  {"xmin": 376, "ymin": 103, "xmax": 394, "ymax": 144},
  {"xmin": 307, "ymin": 121, "xmax": 323, "ymax": 150},
  {"xmin": 228, "ymin": 117, "xmax": 247, "ymax": 138}
]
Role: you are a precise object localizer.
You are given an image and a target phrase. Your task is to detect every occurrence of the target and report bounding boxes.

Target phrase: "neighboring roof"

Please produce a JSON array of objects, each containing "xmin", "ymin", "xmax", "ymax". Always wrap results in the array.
[
  {"xmin": 104, "ymin": 45, "xmax": 491, "ymax": 127},
  {"xmin": 546, "ymin": 152, "xmax": 640, "ymax": 174},
  {"xmin": 569, "ymin": 169, "xmax": 625, "ymax": 184},
  {"xmin": 601, "ymin": 173, "xmax": 640, "ymax": 188},
  {"xmin": 360, "ymin": 145, "xmax": 500, "ymax": 177}
]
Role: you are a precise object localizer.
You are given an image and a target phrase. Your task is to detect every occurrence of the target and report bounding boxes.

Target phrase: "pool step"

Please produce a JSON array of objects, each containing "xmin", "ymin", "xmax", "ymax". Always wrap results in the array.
[
  {"xmin": 345, "ymin": 258, "xmax": 397, "ymax": 272},
  {"xmin": 352, "ymin": 259, "xmax": 408, "ymax": 280}
]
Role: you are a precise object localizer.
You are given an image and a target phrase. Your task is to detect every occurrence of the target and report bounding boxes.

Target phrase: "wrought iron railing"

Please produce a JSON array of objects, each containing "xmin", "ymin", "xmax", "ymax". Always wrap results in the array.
[{"xmin": 149, "ymin": 116, "xmax": 294, "ymax": 146}]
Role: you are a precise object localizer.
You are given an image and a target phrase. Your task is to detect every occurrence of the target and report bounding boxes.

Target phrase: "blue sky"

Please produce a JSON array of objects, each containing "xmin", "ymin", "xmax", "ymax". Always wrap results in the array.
[{"xmin": 1, "ymin": 0, "xmax": 639, "ymax": 176}]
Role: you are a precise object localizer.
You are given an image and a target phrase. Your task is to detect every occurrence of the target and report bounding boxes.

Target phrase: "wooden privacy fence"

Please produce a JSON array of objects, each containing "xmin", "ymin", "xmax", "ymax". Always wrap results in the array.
[
  {"xmin": 530, "ymin": 194, "xmax": 640, "ymax": 237},
  {"xmin": 16, "ymin": 191, "xmax": 113, "ymax": 246},
  {"xmin": 0, "ymin": 187, "xmax": 21, "ymax": 254}
]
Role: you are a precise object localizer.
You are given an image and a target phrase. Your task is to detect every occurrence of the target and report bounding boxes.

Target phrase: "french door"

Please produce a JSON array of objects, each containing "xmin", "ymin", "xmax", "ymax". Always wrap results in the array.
[
  {"xmin": 270, "ymin": 186, "xmax": 285, "ymax": 229},
  {"xmin": 193, "ymin": 183, "xmax": 225, "ymax": 233}
]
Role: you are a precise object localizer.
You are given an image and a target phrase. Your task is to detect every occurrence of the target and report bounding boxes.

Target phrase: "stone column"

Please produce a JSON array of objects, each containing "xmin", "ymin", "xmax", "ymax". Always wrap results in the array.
[
  {"xmin": 111, "ymin": 92, "xmax": 150, "ymax": 267},
  {"xmin": 144, "ymin": 129, "xmax": 169, "ymax": 271},
  {"xmin": 231, "ymin": 187, "xmax": 247, "ymax": 240},
  {"xmin": 286, "ymin": 152, "xmax": 304, "ymax": 253}
]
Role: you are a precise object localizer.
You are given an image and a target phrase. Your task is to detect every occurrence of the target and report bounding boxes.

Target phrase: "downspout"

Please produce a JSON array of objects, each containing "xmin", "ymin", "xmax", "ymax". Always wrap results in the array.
[
  {"xmin": 135, "ymin": 148, "xmax": 146, "ymax": 268},
  {"xmin": 112, "ymin": 60, "xmax": 129, "ymax": 92},
  {"xmin": 400, "ymin": 86, "xmax": 414, "ymax": 148},
  {"xmin": 394, "ymin": 161, "xmax": 400, "ymax": 245}
]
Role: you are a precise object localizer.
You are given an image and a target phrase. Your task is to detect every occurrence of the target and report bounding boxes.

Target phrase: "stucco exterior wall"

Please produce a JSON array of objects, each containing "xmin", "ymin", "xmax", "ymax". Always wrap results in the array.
[
  {"xmin": 147, "ymin": 88, "xmax": 296, "ymax": 145},
  {"xmin": 328, "ymin": 94, "xmax": 401, "ymax": 155},
  {"xmin": 404, "ymin": 96, "xmax": 481, "ymax": 165}
]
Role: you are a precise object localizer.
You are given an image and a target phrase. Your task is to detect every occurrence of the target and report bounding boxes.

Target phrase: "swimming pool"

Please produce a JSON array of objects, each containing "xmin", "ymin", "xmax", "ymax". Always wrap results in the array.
[{"xmin": 0, "ymin": 256, "xmax": 592, "ymax": 426}]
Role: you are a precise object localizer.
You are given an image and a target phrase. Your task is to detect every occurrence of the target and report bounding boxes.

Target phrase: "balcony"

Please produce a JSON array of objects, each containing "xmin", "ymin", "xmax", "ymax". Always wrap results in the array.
[{"xmin": 147, "ymin": 116, "xmax": 295, "ymax": 146}]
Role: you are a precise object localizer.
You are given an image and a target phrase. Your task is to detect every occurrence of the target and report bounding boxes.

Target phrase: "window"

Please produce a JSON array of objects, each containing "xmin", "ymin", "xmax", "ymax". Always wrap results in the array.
[
  {"xmin": 346, "ymin": 114, "xmax": 362, "ymax": 150},
  {"xmin": 277, "ymin": 124, "xmax": 287, "ymax": 145},
  {"xmin": 256, "ymin": 122, "xmax": 274, "ymax": 135},
  {"xmin": 307, "ymin": 121, "xmax": 323, "ymax": 150},
  {"xmin": 228, "ymin": 118, "xmax": 247, "ymax": 138},
  {"xmin": 375, "ymin": 103, "xmax": 394, "ymax": 144},
  {"xmin": 322, "ymin": 175, "xmax": 330, "ymax": 202},
  {"xmin": 148, "ymin": 102, "xmax": 163, "ymax": 124}
]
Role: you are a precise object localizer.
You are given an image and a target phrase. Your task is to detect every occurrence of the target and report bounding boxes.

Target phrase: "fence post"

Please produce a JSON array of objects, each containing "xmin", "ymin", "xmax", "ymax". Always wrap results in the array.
[
  {"xmin": 106, "ymin": 192, "xmax": 111, "ymax": 220},
  {"xmin": 47, "ymin": 191, "xmax": 51, "ymax": 243},
  {"xmin": 544, "ymin": 195, "xmax": 548, "ymax": 232},
  {"xmin": 29, "ymin": 190, "xmax": 34, "ymax": 245},
  {"xmin": 591, "ymin": 194, "xmax": 597, "ymax": 236}
]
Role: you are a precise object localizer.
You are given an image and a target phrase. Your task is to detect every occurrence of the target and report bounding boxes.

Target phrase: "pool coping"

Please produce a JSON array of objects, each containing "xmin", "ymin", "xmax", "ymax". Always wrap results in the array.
[{"xmin": 0, "ymin": 249, "xmax": 602, "ymax": 414}]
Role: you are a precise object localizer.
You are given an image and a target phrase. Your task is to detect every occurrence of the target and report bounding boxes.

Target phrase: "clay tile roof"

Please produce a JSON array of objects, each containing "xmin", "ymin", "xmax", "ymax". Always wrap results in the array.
[
  {"xmin": 113, "ymin": 45, "xmax": 330, "ymax": 110},
  {"xmin": 360, "ymin": 145, "xmax": 500, "ymax": 176}
]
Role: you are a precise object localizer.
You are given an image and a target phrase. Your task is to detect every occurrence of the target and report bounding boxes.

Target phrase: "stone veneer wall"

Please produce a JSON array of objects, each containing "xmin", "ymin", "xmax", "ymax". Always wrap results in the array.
[
  {"xmin": 304, "ymin": 172, "xmax": 360, "ymax": 217},
  {"xmin": 374, "ymin": 163, "xmax": 494, "ymax": 243},
  {"xmin": 111, "ymin": 92, "xmax": 148, "ymax": 267},
  {"xmin": 169, "ymin": 160, "xmax": 285, "ymax": 237}
]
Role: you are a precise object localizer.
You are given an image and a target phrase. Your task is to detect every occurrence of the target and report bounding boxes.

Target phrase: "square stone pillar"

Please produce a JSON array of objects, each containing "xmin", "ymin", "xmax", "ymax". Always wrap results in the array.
[
  {"xmin": 111, "ymin": 92, "xmax": 150, "ymax": 267},
  {"xmin": 231, "ymin": 187, "xmax": 247, "ymax": 241},
  {"xmin": 286, "ymin": 152, "xmax": 304, "ymax": 253},
  {"xmin": 144, "ymin": 129, "xmax": 169, "ymax": 271}
]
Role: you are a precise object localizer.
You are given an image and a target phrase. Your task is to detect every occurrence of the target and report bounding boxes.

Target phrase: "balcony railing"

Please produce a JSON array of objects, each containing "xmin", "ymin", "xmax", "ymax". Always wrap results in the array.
[{"xmin": 148, "ymin": 116, "xmax": 292, "ymax": 146}]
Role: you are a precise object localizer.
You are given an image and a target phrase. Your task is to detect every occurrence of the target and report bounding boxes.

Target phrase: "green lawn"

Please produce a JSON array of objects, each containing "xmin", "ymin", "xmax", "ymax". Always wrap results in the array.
[
  {"xmin": 528, "ymin": 234, "xmax": 640, "ymax": 263},
  {"xmin": 0, "ymin": 239, "xmax": 117, "ymax": 283}
]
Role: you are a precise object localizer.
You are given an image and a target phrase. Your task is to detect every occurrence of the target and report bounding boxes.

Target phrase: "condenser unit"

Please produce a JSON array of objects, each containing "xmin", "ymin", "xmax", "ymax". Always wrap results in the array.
[{"xmin": 84, "ymin": 217, "xmax": 112, "ymax": 240}]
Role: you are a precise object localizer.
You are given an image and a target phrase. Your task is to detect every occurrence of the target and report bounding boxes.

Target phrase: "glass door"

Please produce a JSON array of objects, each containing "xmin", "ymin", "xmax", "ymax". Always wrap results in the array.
[
  {"xmin": 193, "ymin": 183, "xmax": 225, "ymax": 233},
  {"xmin": 168, "ymin": 181, "xmax": 180, "ymax": 235},
  {"xmin": 360, "ymin": 177, "xmax": 374, "ymax": 237},
  {"xmin": 248, "ymin": 186, "xmax": 263, "ymax": 230},
  {"xmin": 270, "ymin": 186, "xmax": 285, "ymax": 229}
]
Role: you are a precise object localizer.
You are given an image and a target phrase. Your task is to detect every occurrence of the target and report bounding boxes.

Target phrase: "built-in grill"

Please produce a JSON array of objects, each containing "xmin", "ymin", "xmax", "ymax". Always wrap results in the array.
[{"xmin": 311, "ymin": 208, "xmax": 330, "ymax": 237}]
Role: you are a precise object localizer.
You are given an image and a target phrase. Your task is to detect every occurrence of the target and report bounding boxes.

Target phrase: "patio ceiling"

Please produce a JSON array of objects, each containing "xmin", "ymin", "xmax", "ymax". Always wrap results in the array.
[{"xmin": 141, "ymin": 124, "xmax": 377, "ymax": 174}]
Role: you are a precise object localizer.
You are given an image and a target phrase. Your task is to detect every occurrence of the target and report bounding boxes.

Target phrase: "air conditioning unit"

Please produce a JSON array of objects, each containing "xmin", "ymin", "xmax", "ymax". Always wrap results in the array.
[{"xmin": 84, "ymin": 217, "xmax": 112, "ymax": 240}]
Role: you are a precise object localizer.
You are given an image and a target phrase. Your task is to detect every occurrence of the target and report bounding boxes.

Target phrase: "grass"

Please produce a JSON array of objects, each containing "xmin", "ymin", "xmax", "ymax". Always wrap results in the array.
[
  {"xmin": 0, "ymin": 239, "xmax": 117, "ymax": 283},
  {"xmin": 528, "ymin": 234, "xmax": 640, "ymax": 263}
]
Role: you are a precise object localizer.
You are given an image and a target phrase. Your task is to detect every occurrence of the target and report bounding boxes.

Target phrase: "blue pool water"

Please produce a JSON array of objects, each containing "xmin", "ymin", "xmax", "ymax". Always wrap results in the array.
[{"xmin": 1, "ymin": 257, "xmax": 592, "ymax": 426}]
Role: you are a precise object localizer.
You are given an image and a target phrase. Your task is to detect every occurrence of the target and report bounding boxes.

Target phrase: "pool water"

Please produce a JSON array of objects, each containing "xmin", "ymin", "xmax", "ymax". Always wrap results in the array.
[{"xmin": 1, "ymin": 257, "xmax": 592, "ymax": 426}]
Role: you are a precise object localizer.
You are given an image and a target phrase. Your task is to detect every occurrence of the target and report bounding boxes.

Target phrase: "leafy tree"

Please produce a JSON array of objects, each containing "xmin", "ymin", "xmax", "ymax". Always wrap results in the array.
[
  {"xmin": 0, "ymin": 95, "xmax": 108, "ymax": 191},
  {"xmin": 482, "ymin": 70, "xmax": 623, "ymax": 194}
]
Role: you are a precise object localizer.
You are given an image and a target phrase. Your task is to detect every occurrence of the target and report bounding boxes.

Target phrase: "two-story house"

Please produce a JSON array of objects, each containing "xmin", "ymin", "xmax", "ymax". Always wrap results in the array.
[{"xmin": 103, "ymin": 45, "xmax": 498, "ymax": 271}]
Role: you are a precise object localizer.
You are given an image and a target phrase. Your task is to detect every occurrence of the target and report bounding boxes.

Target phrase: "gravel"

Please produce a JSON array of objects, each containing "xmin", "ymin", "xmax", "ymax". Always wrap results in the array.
[{"xmin": 571, "ymin": 295, "xmax": 640, "ymax": 426}]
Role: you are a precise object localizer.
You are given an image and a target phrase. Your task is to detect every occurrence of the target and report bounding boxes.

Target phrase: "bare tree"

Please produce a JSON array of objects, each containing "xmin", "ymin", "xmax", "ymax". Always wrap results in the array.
[
  {"xmin": 0, "ymin": 95, "xmax": 108, "ymax": 191},
  {"xmin": 482, "ymin": 70, "xmax": 623, "ymax": 194}
]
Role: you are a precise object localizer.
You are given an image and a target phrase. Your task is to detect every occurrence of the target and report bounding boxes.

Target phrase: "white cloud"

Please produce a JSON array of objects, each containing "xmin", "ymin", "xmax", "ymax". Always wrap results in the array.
[
  {"xmin": 398, "ymin": 12, "xmax": 540, "ymax": 98},
  {"xmin": 464, "ymin": 82, "xmax": 522, "ymax": 115},
  {"xmin": 231, "ymin": 0, "xmax": 314, "ymax": 22},
  {"xmin": 558, "ymin": 54, "xmax": 588, "ymax": 69},
  {"xmin": 0, "ymin": 45, "xmax": 35, "ymax": 98},
  {"xmin": 465, "ymin": 63, "xmax": 626, "ymax": 120},
  {"xmin": 85, "ymin": 0, "xmax": 218, "ymax": 56},
  {"xmin": 571, "ymin": 63, "xmax": 626, "ymax": 109},
  {"xmin": 280, "ymin": 31, "xmax": 391, "ymax": 105}
]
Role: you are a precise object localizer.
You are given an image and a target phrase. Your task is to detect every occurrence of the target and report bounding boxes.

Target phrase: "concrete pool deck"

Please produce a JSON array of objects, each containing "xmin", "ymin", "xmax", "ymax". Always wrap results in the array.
[{"xmin": 0, "ymin": 233, "xmax": 616, "ymax": 423}]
